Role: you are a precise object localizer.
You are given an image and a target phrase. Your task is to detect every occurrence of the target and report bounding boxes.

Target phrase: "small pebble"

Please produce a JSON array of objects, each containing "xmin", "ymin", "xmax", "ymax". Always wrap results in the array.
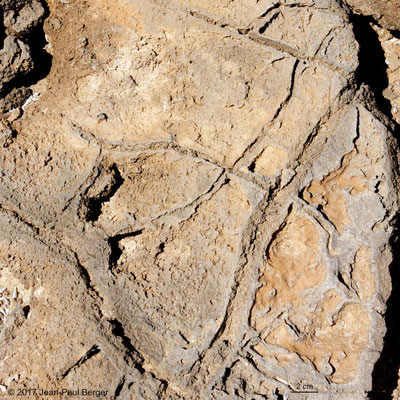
[
  {"xmin": 7, "ymin": 108, "xmax": 21, "ymax": 122},
  {"xmin": 50, "ymin": 18, "xmax": 62, "ymax": 30}
]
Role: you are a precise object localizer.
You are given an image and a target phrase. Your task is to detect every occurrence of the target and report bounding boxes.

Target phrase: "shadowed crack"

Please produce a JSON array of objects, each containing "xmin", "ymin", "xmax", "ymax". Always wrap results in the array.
[
  {"xmin": 60, "ymin": 345, "xmax": 101, "ymax": 379},
  {"xmin": 369, "ymin": 221, "xmax": 400, "ymax": 399},
  {"xmin": 83, "ymin": 164, "xmax": 125, "ymax": 222},
  {"xmin": 216, "ymin": 359, "xmax": 239, "ymax": 393},
  {"xmin": 114, "ymin": 375, "xmax": 126, "ymax": 398},
  {"xmin": 73, "ymin": 252, "xmax": 93, "ymax": 289},
  {"xmin": 0, "ymin": 203, "xmax": 41, "ymax": 234},
  {"xmin": 257, "ymin": 9, "xmax": 280, "ymax": 34},
  {"xmin": 71, "ymin": 251, "xmax": 104, "ymax": 305},
  {"xmin": 108, "ymin": 229, "xmax": 144, "ymax": 271},
  {"xmin": 108, "ymin": 318, "xmax": 145, "ymax": 370},
  {"xmin": 234, "ymin": 59, "xmax": 299, "ymax": 170},
  {"xmin": 350, "ymin": 14, "xmax": 392, "ymax": 118},
  {"xmin": 347, "ymin": 10, "xmax": 400, "ymax": 400},
  {"xmin": 271, "ymin": 59, "xmax": 299, "ymax": 121}
]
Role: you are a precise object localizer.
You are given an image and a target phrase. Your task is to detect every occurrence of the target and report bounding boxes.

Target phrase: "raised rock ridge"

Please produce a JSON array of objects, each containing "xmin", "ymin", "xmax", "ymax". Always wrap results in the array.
[{"xmin": 0, "ymin": 0, "xmax": 400, "ymax": 399}]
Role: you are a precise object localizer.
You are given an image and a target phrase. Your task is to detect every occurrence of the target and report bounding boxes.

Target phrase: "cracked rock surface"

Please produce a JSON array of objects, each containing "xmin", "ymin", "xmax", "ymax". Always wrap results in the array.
[
  {"xmin": 0, "ymin": 0, "xmax": 47, "ymax": 114},
  {"xmin": 1, "ymin": 0, "xmax": 400, "ymax": 399}
]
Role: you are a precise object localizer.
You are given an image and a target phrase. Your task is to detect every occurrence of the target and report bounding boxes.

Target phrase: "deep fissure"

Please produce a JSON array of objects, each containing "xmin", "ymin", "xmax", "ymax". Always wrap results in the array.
[
  {"xmin": 369, "ymin": 220, "xmax": 400, "ymax": 399},
  {"xmin": 350, "ymin": 13, "xmax": 394, "ymax": 121},
  {"xmin": 108, "ymin": 318, "xmax": 145, "ymax": 371},
  {"xmin": 108, "ymin": 229, "xmax": 144, "ymax": 271},
  {"xmin": 348, "ymin": 10, "xmax": 400, "ymax": 400},
  {"xmin": 0, "ymin": 0, "xmax": 52, "ymax": 104},
  {"xmin": 84, "ymin": 164, "xmax": 125, "ymax": 222}
]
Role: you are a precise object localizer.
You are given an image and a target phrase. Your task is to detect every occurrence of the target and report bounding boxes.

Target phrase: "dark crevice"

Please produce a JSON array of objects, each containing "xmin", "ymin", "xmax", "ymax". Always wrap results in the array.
[
  {"xmin": 0, "ymin": 204, "xmax": 40, "ymax": 234},
  {"xmin": 348, "ymin": 9, "xmax": 400, "ymax": 160},
  {"xmin": 264, "ymin": 206, "xmax": 292, "ymax": 257},
  {"xmin": 258, "ymin": 11, "xmax": 280, "ymax": 35},
  {"xmin": 349, "ymin": 13, "xmax": 392, "ymax": 120},
  {"xmin": 271, "ymin": 59, "xmax": 299, "ymax": 122},
  {"xmin": 71, "ymin": 251, "xmax": 104, "ymax": 307},
  {"xmin": 349, "ymin": 10, "xmax": 400, "ymax": 400},
  {"xmin": 389, "ymin": 30, "xmax": 400, "ymax": 40},
  {"xmin": 275, "ymin": 389, "xmax": 284, "ymax": 400},
  {"xmin": 315, "ymin": 204, "xmax": 337, "ymax": 228},
  {"xmin": 85, "ymin": 164, "xmax": 125, "ymax": 222},
  {"xmin": 74, "ymin": 252, "xmax": 96, "ymax": 292},
  {"xmin": 342, "ymin": 2, "xmax": 400, "ymax": 141},
  {"xmin": 16, "ymin": 24, "xmax": 52, "ymax": 87},
  {"xmin": 114, "ymin": 375, "xmax": 125, "ymax": 399},
  {"xmin": 73, "ymin": 252, "xmax": 92, "ymax": 289},
  {"xmin": 1, "ymin": 1, "xmax": 52, "ymax": 99},
  {"xmin": 108, "ymin": 229, "xmax": 144, "ymax": 271},
  {"xmin": 155, "ymin": 241, "xmax": 165, "ymax": 258},
  {"xmin": 108, "ymin": 319, "xmax": 145, "ymax": 371},
  {"xmin": 248, "ymin": 159, "xmax": 256, "ymax": 173},
  {"xmin": 155, "ymin": 376, "xmax": 169, "ymax": 398},
  {"xmin": 257, "ymin": 3, "xmax": 280, "ymax": 19},
  {"xmin": 22, "ymin": 305, "xmax": 30, "ymax": 318},
  {"xmin": 337, "ymin": 270, "xmax": 351, "ymax": 291},
  {"xmin": 369, "ymin": 220, "xmax": 400, "ymax": 399},
  {"xmin": 60, "ymin": 345, "xmax": 100, "ymax": 379},
  {"xmin": 221, "ymin": 363, "xmax": 233, "ymax": 384},
  {"xmin": 219, "ymin": 359, "xmax": 239, "ymax": 392},
  {"xmin": 232, "ymin": 134, "xmax": 260, "ymax": 168}
]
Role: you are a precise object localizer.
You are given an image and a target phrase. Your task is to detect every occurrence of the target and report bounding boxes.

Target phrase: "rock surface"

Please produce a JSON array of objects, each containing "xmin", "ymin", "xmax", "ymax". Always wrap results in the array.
[
  {"xmin": 0, "ymin": 0, "xmax": 47, "ymax": 113},
  {"xmin": 0, "ymin": 0, "xmax": 400, "ymax": 399},
  {"xmin": 344, "ymin": 0, "xmax": 400, "ymax": 31}
]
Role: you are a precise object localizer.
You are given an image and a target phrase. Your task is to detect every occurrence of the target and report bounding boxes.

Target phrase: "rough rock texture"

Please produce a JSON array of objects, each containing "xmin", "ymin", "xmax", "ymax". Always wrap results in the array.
[
  {"xmin": 376, "ymin": 26, "xmax": 400, "ymax": 125},
  {"xmin": 344, "ymin": 0, "xmax": 400, "ymax": 31},
  {"xmin": 1, "ymin": 0, "xmax": 400, "ymax": 399},
  {"xmin": 0, "ymin": 0, "xmax": 48, "ymax": 114}
]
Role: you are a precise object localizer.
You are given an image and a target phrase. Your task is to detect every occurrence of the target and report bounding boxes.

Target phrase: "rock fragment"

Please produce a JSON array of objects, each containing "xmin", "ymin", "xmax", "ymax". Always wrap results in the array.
[{"xmin": 1, "ymin": 0, "xmax": 400, "ymax": 398}]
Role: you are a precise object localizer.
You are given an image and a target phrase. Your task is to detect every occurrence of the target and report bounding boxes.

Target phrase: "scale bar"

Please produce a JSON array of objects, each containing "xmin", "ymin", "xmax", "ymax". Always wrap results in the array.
[{"xmin": 291, "ymin": 391, "xmax": 319, "ymax": 394}]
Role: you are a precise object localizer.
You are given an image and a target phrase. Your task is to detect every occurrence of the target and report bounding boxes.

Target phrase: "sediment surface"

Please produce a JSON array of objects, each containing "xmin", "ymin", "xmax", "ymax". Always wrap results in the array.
[{"xmin": 1, "ymin": 0, "xmax": 400, "ymax": 399}]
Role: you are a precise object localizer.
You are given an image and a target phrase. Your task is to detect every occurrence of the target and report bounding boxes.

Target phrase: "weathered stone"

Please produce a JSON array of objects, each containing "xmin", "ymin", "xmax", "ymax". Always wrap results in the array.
[
  {"xmin": 0, "ymin": 36, "xmax": 32, "ymax": 90},
  {"xmin": 374, "ymin": 25, "xmax": 400, "ymax": 125},
  {"xmin": 0, "ymin": 0, "xmax": 399, "ymax": 398},
  {"xmin": 344, "ymin": 0, "xmax": 400, "ymax": 31},
  {"xmin": 0, "ymin": 0, "xmax": 47, "ymax": 112},
  {"xmin": 3, "ymin": 0, "xmax": 45, "ymax": 37}
]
